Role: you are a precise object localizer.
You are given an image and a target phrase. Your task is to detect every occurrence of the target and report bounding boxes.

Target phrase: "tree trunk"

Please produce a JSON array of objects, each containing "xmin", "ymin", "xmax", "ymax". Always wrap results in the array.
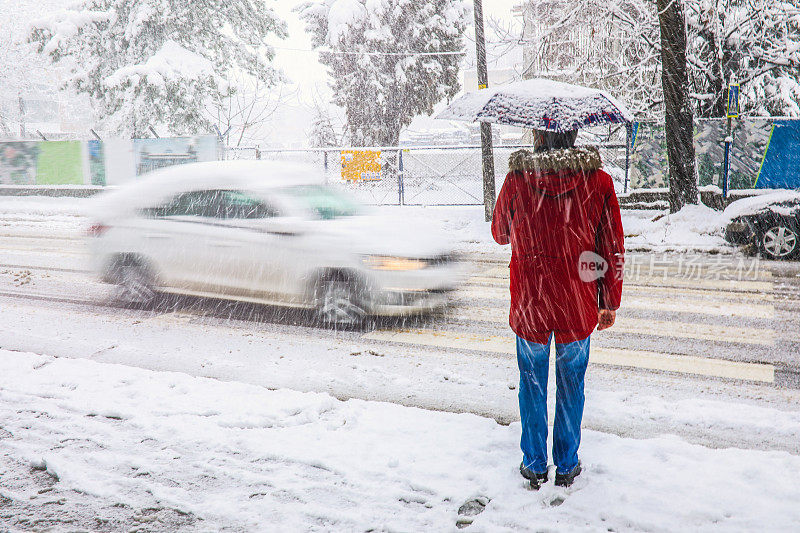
[{"xmin": 657, "ymin": 0, "xmax": 697, "ymax": 213}]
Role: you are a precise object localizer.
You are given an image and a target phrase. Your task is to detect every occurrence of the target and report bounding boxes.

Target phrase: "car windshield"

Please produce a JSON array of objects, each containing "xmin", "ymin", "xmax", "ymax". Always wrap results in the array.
[{"xmin": 280, "ymin": 185, "xmax": 362, "ymax": 220}]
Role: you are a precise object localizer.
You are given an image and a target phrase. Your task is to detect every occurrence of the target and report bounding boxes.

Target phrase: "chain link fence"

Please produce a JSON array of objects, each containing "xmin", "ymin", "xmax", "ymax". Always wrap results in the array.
[{"xmin": 224, "ymin": 144, "xmax": 629, "ymax": 206}]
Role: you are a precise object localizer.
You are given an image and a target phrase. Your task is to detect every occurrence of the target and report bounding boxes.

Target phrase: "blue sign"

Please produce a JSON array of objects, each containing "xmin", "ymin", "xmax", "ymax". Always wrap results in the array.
[
  {"xmin": 727, "ymin": 84, "xmax": 740, "ymax": 118},
  {"xmin": 629, "ymin": 121, "xmax": 640, "ymax": 150},
  {"xmin": 755, "ymin": 120, "xmax": 800, "ymax": 189}
]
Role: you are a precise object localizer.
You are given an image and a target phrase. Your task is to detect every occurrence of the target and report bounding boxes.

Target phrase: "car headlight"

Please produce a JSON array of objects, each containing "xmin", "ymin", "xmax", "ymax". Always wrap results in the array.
[{"xmin": 362, "ymin": 255, "xmax": 427, "ymax": 271}]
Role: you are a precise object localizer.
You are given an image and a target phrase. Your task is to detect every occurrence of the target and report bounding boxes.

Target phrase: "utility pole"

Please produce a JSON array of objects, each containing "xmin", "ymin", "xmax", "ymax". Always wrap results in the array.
[{"xmin": 473, "ymin": 0, "xmax": 495, "ymax": 222}]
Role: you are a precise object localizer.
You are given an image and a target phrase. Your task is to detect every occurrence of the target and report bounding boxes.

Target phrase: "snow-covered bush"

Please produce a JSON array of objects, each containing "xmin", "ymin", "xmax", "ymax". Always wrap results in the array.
[
  {"xmin": 28, "ymin": 0, "xmax": 287, "ymax": 137},
  {"xmin": 297, "ymin": 0, "xmax": 470, "ymax": 146}
]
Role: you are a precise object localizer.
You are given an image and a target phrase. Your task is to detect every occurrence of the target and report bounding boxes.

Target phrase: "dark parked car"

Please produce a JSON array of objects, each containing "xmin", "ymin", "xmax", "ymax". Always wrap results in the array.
[{"xmin": 724, "ymin": 191, "xmax": 800, "ymax": 259}]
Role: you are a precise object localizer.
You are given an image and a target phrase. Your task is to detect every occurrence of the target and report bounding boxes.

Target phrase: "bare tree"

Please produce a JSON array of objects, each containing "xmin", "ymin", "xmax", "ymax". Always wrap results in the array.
[{"xmin": 205, "ymin": 73, "xmax": 296, "ymax": 148}]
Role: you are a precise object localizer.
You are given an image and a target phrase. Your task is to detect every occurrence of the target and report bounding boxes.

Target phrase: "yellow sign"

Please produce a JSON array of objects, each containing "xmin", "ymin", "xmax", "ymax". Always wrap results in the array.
[{"xmin": 340, "ymin": 150, "xmax": 382, "ymax": 181}]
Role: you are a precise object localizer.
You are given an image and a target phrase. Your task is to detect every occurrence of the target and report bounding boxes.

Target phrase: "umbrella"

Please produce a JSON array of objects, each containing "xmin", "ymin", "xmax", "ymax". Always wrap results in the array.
[{"xmin": 436, "ymin": 78, "xmax": 633, "ymax": 132}]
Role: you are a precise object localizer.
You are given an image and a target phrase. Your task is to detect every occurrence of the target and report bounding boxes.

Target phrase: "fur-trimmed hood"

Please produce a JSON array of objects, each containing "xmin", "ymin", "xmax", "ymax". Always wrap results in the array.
[
  {"xmin": 507, "ymin": 146, "xmax": 603, "ymax": 197},
  {"xmin": 508, "ymin": 146, "xmax": 602, "ymax": 173}
]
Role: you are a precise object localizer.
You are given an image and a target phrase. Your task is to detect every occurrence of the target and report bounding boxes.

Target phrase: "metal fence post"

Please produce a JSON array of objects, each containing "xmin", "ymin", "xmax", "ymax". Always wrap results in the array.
[
  {"xmin": 398, "ymin": 148, "xmax": 405, "ymax": 205},
  {"xmin": 624, "ymin": 124, "xmax": 630, "ymax": 194}
]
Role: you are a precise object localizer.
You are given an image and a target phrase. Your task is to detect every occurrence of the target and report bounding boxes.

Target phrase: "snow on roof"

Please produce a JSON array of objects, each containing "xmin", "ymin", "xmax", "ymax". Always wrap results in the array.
[
  {"xmin": 92, "ymin": 160, "xmax": 322, "ymax": 220},
  {"xmin": 437, "ymin": 78, "xmax": 633, "ymax": 132},
  {"xmin": 722, "ymin": 189, "xmax": 800, "ymax": 221},
  {"xmin": 104, "ymin": 40, "xmax": 215, "ymax": 88}
]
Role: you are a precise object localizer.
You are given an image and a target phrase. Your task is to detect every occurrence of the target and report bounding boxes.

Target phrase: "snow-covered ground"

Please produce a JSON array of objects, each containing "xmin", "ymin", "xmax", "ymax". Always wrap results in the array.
[
  {"xmin": 3, "ymin": 348, "xmax": 800, "ymax": 531},
  {"xmin": 0, "ymin": 194, "xmax": 739, "ymax": 255}
]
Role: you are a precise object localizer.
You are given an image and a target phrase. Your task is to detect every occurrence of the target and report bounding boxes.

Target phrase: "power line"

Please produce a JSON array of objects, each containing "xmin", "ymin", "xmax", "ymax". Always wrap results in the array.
[{"xmin": 273, "ymin": 45, "xmax": 466, "ymax": 56}]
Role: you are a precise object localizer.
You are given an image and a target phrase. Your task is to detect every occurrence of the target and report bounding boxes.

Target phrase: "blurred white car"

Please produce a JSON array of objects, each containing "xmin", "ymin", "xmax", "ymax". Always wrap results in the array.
[{"xmin": 87, "ymin": 161, "xmax": 464, "ymax": 324}]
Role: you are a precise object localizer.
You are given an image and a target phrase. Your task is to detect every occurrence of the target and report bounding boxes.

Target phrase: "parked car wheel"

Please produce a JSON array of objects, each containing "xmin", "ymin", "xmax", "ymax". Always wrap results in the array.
[
  {"xmin": 316, "ymin": 276, "xmax": 366, "ymax": 326},
  {"xmin": 723, "ymin": 192, "xmax": 800, "ymax": 261},
  {"xmin": 113, "ymin": 261, "xmax": 157, "ymax": 307},
  {"xmin": 758, "ymin": 223, "xmax": 799, "ymax": 260}
]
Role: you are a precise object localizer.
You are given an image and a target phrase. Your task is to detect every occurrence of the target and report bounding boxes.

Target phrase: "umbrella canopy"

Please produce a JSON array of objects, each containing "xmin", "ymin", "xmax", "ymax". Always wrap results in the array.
[{"xmin": 436, "ymin": 78, "xmax": 633, "ymax": 132}]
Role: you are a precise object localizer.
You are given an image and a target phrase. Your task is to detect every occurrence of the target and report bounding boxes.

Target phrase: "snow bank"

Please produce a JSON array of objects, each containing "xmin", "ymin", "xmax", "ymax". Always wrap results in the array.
[
  {"xmin": 383, "ymin": 204, "xmax": 734, "ymax": 254},
  {"xmin": 0, "ymin": 196, "xmax": 90, "ymax": 238},
  {"xmin": 624, "ymin": 204, "xmax": 731, "ymax": 252},
  {"xmin": 1, "ymin": 349, "xmax": 799, "ymax": 531}
]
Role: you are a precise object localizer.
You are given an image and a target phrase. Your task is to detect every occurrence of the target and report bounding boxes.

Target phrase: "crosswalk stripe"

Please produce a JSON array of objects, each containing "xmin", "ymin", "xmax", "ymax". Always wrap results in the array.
[
  {"xmin": 363, "ymin": 329, "xmax": 775, "ymax": 383},
  {"xmin": 467, "ymin": 277, "xmax": 775, "ymax": 302},
  {"xmin": 0, "ymin": 245, "xmax": 87, "ymax": 256},
  {"xmin": 458, "ymin": 286, "xmax": 775, "ymax": 319},
  {"xmin": 475, "ymin": 269, "xmax": 773, "ymax": 293},
  {"xmin": 480, "ymin": 264, "xmax": 773, "ymax": 281},
  {"xmin": 449, "ymin": 307, "xmax": 774, "ymax": 346}
]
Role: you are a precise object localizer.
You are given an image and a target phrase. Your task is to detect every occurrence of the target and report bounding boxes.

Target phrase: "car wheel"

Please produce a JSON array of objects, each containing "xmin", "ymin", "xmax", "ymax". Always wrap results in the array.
[
  {"xmin": 114, "ymin": 263, "xmax": 157, "ymax": 307},
  {"xmin": 758, "ymin": 224, "xmax": 799, "ymax": 260},
  {"xmin": 317, "ymin": 278, "xmax": 366, "ymax": 326}
]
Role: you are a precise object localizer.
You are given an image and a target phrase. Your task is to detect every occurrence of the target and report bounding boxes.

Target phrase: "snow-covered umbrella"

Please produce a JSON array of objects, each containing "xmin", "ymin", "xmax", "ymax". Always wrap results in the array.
[{"xmin": 436, "ymin": 78, "xmax": 633, "ymax": 132}]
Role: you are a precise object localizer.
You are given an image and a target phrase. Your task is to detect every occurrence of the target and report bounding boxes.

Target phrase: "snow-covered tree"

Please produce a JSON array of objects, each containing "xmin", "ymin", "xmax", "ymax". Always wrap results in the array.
[
  {"xmin": 28, "ymin": 0, "xmax": 287, "ymax": 138},
  {"xmin": 308, "ymin": 90, "xmax": 346, "ymax": 147},
  {"xmin": 686, "ymin": 0, "xmax": 800, "ymax": 117},
  {"xmin": 298, "ymin": 0, "xmax": 470, "ymax": 146},
  {"xmin": 517, "ymin": 0, "xmax": 661, "ymax": 117},
  {"xmin": 517, "ymin": 0, "xmax": 800, "ymax": 119},
  {"xmin": 0, "ymin": 0, "xmax": 88, "ymax": 138}
]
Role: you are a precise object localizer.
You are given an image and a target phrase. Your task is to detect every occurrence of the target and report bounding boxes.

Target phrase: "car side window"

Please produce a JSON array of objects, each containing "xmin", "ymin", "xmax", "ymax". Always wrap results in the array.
[
  {"xmin": 217, "ymin": 190, "xmax": 278, "ymax": 219},
  {"xmin": 141, "ymin": 190, "xmax": 219, "ymax": 218},
  {"xmin": 141, "ymin": 190, "xmax": 277, "ymax": 219}
]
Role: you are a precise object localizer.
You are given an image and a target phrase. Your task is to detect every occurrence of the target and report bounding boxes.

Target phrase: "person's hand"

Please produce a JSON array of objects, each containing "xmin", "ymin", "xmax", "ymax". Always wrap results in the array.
[{"xmin": 597, "ymin": 309, "xmax": 616, "ymax": 331}]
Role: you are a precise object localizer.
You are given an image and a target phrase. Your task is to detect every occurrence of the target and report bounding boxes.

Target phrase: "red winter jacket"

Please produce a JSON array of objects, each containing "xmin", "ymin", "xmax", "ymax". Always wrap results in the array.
[{"xmin": 491, "ymin": 147, "xmax": 624, "ymax": 344}]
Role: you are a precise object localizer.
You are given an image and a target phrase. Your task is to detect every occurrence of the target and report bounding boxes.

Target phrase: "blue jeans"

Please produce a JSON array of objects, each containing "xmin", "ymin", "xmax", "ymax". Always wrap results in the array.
[{"xmin": 516, "ymin": 333, "xmax": 590, "ymax": 475}]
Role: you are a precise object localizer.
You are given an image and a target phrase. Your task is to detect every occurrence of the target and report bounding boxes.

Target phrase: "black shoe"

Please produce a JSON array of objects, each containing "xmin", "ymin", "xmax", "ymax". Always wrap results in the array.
[
  {"xmin": 519, "ymin": 463, "xmax": 548, "ymax": 490},
  {"xmin": 554, "ymin": 462, "xmax": 582, "ymax": 487}
]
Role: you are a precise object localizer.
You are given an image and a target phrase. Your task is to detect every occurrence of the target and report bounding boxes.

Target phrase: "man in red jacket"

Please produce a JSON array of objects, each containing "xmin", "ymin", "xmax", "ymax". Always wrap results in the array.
[{"xmin": 491, "ymin": 129, "xmax": 624, "ymax": 489}]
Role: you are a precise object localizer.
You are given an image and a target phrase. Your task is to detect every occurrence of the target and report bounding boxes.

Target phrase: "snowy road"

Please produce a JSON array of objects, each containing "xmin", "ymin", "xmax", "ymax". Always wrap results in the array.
[
  {"xmin": 2, "ymin": 229, "xmax": 800, "ymax": 385},
  {"xmin": 2, "ymin": 202, "xmax": 800, "ymax": 530},
  {"xmin": 2, "ymin": 230, "xmax": 800, "ymax": 429}
]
